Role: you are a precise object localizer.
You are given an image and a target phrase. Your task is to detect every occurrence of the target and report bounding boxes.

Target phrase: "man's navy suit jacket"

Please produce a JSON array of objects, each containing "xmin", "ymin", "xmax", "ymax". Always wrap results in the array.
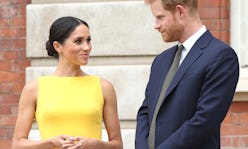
[{"xmin": 135, "ymin": 31, "xmax": 239, "ymax": 149}]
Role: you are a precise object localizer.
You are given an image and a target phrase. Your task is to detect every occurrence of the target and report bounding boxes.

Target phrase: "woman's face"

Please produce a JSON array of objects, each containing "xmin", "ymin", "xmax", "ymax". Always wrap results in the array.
[{"xmin": 58, "ymin": 24, "xmax": 92, "ymax": 66}]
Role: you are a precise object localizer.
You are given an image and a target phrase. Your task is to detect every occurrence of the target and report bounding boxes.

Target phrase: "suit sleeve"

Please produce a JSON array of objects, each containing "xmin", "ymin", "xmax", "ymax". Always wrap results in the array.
[
  {"xmin": 135, "ymin": 90, "xmax": 149, "ymax": 149},
  {"xmin": 157, "ymin": 48, "xmax": 239, "ymax": 149},
  {"xmin": 135, "ymin": 56, "xmax": 160, "ymax": 149}
]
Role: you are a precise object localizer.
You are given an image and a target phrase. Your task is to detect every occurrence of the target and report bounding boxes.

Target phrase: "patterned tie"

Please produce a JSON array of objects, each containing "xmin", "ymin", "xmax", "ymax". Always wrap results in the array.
[{"xmin": 148, "ymin": 45, "xmax": 184, "ymax": 149}]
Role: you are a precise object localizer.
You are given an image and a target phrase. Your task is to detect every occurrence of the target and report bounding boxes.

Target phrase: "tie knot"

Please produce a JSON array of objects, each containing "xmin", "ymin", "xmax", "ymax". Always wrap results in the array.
[{"xmin": 178, "ymin": 45, "xmax": 184, "ymax": 52}]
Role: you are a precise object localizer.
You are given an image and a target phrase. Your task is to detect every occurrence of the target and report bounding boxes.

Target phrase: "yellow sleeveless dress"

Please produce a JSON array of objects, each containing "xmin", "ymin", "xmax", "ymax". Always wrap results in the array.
[{"xmin": 35, "ymin": 76, "xmax": 104, "ymax": 140}]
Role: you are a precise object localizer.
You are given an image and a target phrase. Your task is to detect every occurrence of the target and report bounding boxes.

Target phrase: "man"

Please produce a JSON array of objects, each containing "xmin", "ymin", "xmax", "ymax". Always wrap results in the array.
[{"xmin": 135, "ymin": 0, "xmax": 239, "ymax": 149}]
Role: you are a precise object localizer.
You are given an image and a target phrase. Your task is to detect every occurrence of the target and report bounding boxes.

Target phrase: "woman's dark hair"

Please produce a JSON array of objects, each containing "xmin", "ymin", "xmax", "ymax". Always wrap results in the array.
[{"xmin": 46, "ymin": 16, "xmax": 89, "ymax": 58}]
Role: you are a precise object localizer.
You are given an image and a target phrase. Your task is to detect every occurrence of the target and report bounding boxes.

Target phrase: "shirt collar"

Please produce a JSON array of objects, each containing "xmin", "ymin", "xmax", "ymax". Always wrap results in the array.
[{"xmin": 179, "ymin": 25, "xmax": 207, "ymax": 51}]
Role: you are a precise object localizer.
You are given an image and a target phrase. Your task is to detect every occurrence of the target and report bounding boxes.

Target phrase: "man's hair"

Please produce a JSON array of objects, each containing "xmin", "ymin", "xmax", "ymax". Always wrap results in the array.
[{"xmin": 145, "ymin": 0, "xmax": 198, "ymax": 13}]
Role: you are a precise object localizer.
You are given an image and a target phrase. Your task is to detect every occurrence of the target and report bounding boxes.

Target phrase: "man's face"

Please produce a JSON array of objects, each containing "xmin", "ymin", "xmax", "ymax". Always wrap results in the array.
[{"xmin": 150, "ymin": 0, "xmax": 183, "ymax": 42}]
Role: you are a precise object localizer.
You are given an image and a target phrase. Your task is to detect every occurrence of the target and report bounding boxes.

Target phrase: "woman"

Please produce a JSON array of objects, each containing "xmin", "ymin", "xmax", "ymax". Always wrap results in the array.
[{"xmin": 12, "ymin": 16, "xmax": 123, "ymax": 149}]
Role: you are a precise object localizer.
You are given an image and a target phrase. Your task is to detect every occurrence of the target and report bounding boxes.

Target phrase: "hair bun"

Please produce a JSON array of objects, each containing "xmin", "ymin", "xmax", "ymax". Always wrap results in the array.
[{"xmin": 45, "ymin": 40, "xmax": 58, "ymax": 58}]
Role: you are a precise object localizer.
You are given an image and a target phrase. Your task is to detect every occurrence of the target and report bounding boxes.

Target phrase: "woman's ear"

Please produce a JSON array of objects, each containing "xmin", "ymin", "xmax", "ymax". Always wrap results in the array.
[{"xmin": 53, "ymin": 41, "xmax": 62, "ymax": 54}]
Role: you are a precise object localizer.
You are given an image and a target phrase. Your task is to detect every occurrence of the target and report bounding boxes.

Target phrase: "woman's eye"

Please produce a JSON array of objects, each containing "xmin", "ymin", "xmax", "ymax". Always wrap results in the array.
[
  {"xmin": 87, "ymin": 38, "xmax": 91, "ymax": 43},
  {"xmin": 75, "ymin": 39, "xmax": 82, "ymax": 44}
]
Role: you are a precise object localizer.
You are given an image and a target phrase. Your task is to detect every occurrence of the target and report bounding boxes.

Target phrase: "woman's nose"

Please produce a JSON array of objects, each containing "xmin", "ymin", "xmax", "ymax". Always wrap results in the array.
[{"xmin": 82, "ymin": 42, "xmax": 91, "ymax": 51}]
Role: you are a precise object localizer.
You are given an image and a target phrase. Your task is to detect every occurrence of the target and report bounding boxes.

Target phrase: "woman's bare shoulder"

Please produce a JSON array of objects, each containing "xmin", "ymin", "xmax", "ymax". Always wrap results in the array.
[
  {"xmin": 99, "ymin": 78, "xmax": 117, "ymax": 102},
  {"xmin": 20, "ymin": 79, "xmax": 39, "ymax": 102},
  {"xmin": 23, "ymin": 79, "xmax": 38, "ymax": 91},
  {"xmin": 100, "ymin": 78, "xmax": 113, "ymax": 89}
]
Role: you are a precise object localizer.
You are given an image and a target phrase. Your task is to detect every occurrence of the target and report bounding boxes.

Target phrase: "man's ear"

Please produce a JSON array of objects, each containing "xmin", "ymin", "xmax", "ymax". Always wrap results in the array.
[
  {"xmin": 175, "ymin": 4, "xmax": 186, "ymax": 17},
  {"xmin": 53, "ymin": 41, "xmax": 62, "ymax": 54}
]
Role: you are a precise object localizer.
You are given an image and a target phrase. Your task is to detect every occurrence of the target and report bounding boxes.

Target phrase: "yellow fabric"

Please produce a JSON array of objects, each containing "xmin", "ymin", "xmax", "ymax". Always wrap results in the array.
[{"xmin": 35, "ymin": 76, "xmax": 104, "ymax": 140}]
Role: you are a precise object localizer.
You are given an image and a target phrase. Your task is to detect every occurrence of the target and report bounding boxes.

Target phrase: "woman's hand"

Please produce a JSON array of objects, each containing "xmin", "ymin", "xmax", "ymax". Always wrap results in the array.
[
  {"xmin": 64, "ymin": 137, "xmax": 99, "ymax": 149},
  {"xmin": 49, "ymin": 135, "xmax": 76, "ymax": 149}
]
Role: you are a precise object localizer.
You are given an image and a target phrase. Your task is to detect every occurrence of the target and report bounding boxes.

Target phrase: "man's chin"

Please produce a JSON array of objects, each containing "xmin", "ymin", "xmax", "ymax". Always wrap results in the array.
[
  {"xmin": 162, "ymin": 36, "xmax": 170, "ymax": 42},
  {"xmin": 162, "ymin": 35, "xmax": 176, "ymax": 43}
]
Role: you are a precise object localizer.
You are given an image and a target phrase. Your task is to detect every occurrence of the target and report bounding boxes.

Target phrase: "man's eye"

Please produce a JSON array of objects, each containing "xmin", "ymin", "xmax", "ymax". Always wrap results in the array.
[{"xmin": 157, "ymin": 15, "xmax": 164, "ymax": 20}]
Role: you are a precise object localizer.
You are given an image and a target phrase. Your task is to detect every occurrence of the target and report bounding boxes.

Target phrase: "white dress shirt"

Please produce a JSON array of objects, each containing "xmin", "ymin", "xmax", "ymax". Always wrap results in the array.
[{"xmin": 179, "ymin": 25, "xmax": 207, "ymax": 66}]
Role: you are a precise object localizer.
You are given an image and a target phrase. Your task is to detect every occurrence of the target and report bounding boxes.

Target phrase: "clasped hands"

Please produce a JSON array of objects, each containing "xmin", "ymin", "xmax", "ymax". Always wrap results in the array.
[{"xmin": 52, "ymin": 135, "xmax": 98, "ymax": 149}]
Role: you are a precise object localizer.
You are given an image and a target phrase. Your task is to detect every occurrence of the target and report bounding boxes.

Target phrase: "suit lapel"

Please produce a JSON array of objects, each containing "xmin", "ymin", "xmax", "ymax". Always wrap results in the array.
[
  {"xmin": 164, "ymin": 30, "xmax": 213, "ymax": 99},
  {"xmin": 153, "ymin": 46, "xmax": 177, "ymax": 109}
]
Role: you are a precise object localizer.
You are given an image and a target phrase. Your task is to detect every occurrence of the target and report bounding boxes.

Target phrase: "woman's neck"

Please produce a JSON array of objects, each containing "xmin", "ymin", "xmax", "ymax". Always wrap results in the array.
[{"xmin": 53, "ymin": 64, "xmax": 86, "ymax": 77}]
